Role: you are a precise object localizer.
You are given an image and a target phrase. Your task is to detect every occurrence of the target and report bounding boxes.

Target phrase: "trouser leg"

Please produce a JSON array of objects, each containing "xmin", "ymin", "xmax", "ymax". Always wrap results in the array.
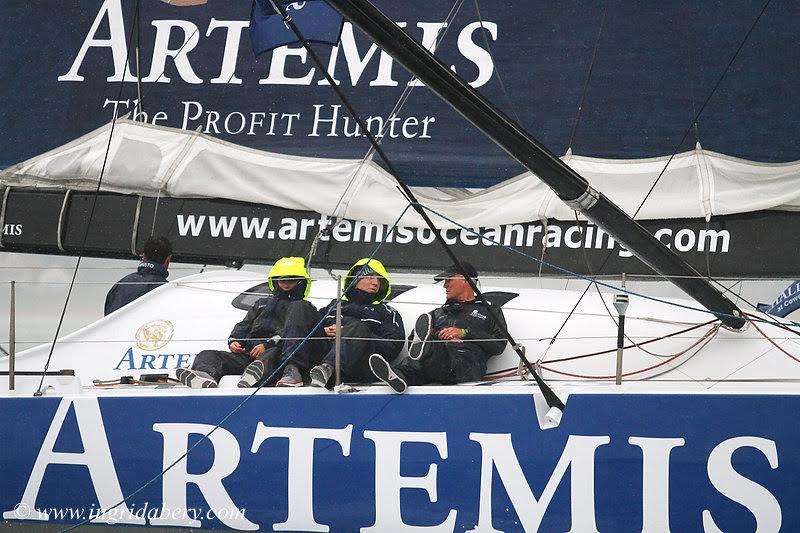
[
  {"xmin": 445, "ymin": 343, "xmax": 487, "ymax": 383},
  {"xmin": 251, "ymin": 345, "xmax": 281, "ymax": 385},
  {"xmin": 192, "ymin": 350, "xmax": 250, "ymax": 382},
  {"xmin": 322, "ymin": 321, "xmax": 375, "ymax": 382},
  {"xmin": 395, "ymin": 342, "xmax": 486, "ymax": 386},
  {"xmin": 392, "ymin": 356, "xmax": 431, "ymax": 387},
  {"xmin": 280, "ymin": 300, "xmax": 325, "ymax": 371}
]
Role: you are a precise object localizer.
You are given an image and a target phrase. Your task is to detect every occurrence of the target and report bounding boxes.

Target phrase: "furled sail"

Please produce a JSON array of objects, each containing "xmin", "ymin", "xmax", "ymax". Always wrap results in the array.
[{"xmin": 2, "ymin": 119, "xmax": 799, "ymax": 229}]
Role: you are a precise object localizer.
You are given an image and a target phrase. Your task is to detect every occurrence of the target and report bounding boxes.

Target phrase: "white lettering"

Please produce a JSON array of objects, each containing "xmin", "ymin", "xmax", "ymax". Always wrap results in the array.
[
  {"xmin": 208, "ymin": 216, "xmax": 238, "ymax": 238},
  {"xmin": 58, "ymin": 0, "xmax": 134, "ymax": 83},
  {"xmin": 177, "ymin": 214, "xmax": 206, "ymax": 237},
  {"xmin": 206, "ymin": 18, "xmax": 248, "ymax": 84},
  {"xmin": 142, "ymin": 20, "xmax": 202, "ymax": 84},
  {"xmin": 260, "ymin": 46, "xmax": 315, "ymax": 85},
  {"xmin": 240, "ymin": 217, "xmax": 270, "ymax": 239},
  {"xmin": 629, "ymin": 437, "xmax": 685, "ymax": 532},
  {"xmin": 363, "ymin": 430, "xmax": 457, "ymax": 532},
  {"xmin": 251, "ymin": 423, "xmax": 353, "ymax": 532},
  {"xmin": 3, "ymin": 398, "xmax": 144, "ymax": 525},
  {"xmin": 702, "ymin": 437, "xmax": 781, "ymax": 533},
  {"xmin": 454, "ymin": 21, "xmax": 497, "ymax": 88},
  {"xmin": 150, "ymin": 423, "xmax": 257, "ymax": 529},
  {"xmin": 468, "ymin": 433, "xmax": 609, "ymax": 533}
]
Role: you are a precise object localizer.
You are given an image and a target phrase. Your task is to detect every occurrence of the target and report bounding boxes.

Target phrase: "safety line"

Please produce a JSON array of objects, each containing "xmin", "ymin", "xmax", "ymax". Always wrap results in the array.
[{"xmin": 59, "ymin": 203, "xmax": 412, "ymax": 532}]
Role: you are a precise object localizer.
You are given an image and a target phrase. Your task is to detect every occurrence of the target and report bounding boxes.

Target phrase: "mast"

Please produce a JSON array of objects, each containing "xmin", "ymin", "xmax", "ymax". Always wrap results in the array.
[{"xmin": 325, "ymin": 0, "xmax": 746, "ymax": 330}]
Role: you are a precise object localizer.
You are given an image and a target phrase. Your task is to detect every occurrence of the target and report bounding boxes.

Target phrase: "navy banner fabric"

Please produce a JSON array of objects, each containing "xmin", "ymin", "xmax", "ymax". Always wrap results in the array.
[
  {"xmin": 1, "ymin": 0, "xmax": 798, "ymax": 187},
  {"xmin": 760, "ymin": 281, "xmax": 800, "ymax": 318}
]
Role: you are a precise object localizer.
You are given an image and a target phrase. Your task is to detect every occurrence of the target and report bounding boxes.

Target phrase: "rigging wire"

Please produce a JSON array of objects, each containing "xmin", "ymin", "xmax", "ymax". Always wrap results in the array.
[
  {"xmin": 539, "ymin": 325, "xmax": 719, "ymax": 380},
  {"xmin": 533, "ymin": 0, "xmax": 777, "ymax": 349},
  {"xmin": 268, "ymin": 0, "xmax": 565, "ymax": 411},
  {"xmin": 471, "ymin": 0, "xmax": 523, "ymax": 127},
  {"xmin": 566, "ymin": 0, "xmax": 607, "ymax": 152},
  {"xmin": 306, "ymin": 0, "xmax": 467, "ymax": 268},
  {"xmin": 420, "ymin": 203, "xmax": 799, "ymax": 332},
  {"xmin": 33, "ymin": 8, "xmax": 141, "ymax": 397},
  {"xmin": 59, "ymin": 204, "xmax": 413, "ymax": 533}
]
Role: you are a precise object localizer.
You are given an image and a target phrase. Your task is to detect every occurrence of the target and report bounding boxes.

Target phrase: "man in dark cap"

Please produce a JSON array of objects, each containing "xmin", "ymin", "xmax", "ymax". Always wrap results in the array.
[
  {"xmin": 368, "ymin": 261, "xmax": 507, "ymax": 393},
  {"xmin": 104, "ymin": 236, "xmax": 172, "ymax": 315}
]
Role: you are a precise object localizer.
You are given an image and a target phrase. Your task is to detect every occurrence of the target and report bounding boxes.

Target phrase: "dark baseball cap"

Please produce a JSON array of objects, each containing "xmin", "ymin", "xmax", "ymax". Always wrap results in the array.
[{"xmin": 434, "ymin": 261, "xmax": 479, "ymax": 282}]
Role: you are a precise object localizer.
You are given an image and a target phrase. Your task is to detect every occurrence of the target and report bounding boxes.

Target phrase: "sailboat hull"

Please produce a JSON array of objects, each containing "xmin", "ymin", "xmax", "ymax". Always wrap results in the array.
[{"xmin": 0, "ymin": 386, "xmax": 793, "ymax": 531}]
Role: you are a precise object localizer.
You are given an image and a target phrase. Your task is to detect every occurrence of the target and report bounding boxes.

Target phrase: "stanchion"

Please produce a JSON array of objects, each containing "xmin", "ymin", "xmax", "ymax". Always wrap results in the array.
[
  {"xmin": 9, "ymin": 280, "xmax": 15, "ymax": 391},
  {"xmin": 614, "ymin": 273, "xmax": 629, "ymax": 385},
  {"xmin": 335, "ymin": 275, "xmax": 342, "ymax": 387}
]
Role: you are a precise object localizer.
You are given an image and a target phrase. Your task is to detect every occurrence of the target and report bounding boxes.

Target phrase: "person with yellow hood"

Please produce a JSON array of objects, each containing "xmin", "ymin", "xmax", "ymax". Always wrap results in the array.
[
  {"xmin": 176, "ymin": 257, "xmax": 323, "ymax": 388},
  {"xmin": 309, "ymin": 258, "xmax": 405, "ymax": 388}
]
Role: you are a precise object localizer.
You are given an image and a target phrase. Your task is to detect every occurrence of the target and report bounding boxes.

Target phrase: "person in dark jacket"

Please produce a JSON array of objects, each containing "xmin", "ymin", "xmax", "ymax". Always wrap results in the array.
[
  {"xmin": 104, "ymin": 236, "xmax": 172, "ymax": 315},
  {"xmin": 176, "ymin": 256, "xmax": 323, "ymax": 389},
  {"xmin": 310, "ymin": 258, "xmax": 405, "ymax": 388},
  {"xmin": 369, "ymin": 261, "xmax": 507, "ymax": 393}
]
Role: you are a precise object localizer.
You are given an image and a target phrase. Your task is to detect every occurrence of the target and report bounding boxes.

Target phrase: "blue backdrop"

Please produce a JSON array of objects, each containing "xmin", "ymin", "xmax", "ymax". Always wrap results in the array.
[{"xmin": 1, "ymin": 0, "xmax": 797, "ymax": 187}]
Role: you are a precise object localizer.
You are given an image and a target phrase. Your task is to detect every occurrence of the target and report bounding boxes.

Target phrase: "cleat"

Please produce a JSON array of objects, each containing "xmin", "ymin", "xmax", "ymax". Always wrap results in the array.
[
  {"xmin": 368, "ymin": 354, "xmax": 407, "ymax": 394},
  {"xmin": 276, "ymin": 363, "xmax": 303, "ymax": 387},
  {"xmin": 238, "ymin": 360, "xmax": 265, "ymax": 388},
  {"xmin": 310, "ymin": 363, "xmax": 333, "ymax": 388},
  {"xmin": 176, "ymin": 368, "xmax": 218, "ymax": 389},
  {"xmin": 408, "ymin": 313, "xmax": 433, "ymax": 360}
]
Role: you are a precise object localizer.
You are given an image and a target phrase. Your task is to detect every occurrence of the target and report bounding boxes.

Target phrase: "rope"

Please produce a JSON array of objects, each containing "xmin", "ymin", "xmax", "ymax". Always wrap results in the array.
[
  {"xmin": 419, "ymin": 203, "xmax": 795, "ymax": 329},
  {"xmin": 306, "ymin": 0, "xmax": 467, "ymax": 268},
  {"xmin": 542, "ymin": 319, "xmax": 717, "ymax": 364},
  {"xmin": 746, "ymin": 312, "xmax": 800, "ymax": 364},
  {"xmin": 539, "ymin": 325, "xmax": 719, "ymax": 380},
  {"xmin": 35, "ymin": 10, "xmax": 141, "ymax": 397},
  {"xmin": 60, "ymin": 203, "xmax": 412, "ymax": 533},
  {"xmin": 471, "ymin": 0, "xmax": 523, "ymax": 126},
  {"xmin": 566, "ymin": 0, "xmax": 607, "ymax": 151}
]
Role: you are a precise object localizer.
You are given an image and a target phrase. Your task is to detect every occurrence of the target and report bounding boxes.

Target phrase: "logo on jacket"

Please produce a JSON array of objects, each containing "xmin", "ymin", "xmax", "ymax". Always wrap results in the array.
[
  {"xmin": 469, "ymin": 310, "xmax": 487, "ymax": 320},
  {"xmin": 135, "ymin": 320, "xmax": 175, "ymax": 351}
]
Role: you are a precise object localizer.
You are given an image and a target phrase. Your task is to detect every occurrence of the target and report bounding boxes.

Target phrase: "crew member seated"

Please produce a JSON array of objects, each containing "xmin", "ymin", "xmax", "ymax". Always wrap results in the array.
[
  {"xmin": 105, "ymin": 236, "xmax": 173, "ymax": 316},
  {"xmin": 310, "ymin": 258, "xmax": 405, "ymax": 388},
  {"xmin": 176, "ymin": 256, "xmax": 323, "ymax": 389},
  {"xmin": 369, "ymin": 261, "xmax": 507, "ymax": 393}
]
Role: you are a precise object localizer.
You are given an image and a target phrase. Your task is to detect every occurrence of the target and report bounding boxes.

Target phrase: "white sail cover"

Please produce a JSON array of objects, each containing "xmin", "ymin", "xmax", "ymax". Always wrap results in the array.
[{"xmin": 2, "ymin": 119, "xmax": 799, "ymax": 228}]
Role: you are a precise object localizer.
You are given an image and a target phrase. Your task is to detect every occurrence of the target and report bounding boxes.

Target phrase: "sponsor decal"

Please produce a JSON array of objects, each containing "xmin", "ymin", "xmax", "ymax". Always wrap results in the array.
[
  {"xmin": 2, "ymin": 224, "xmax": 22, "ymax": 236},
  {"xmin": 469, "ymin": 309, "xmax": 487, "ymax": 320},
  {"xmin": 0, "ymin": 396, "xmax": 786, "ymax": 531},
  {"xmin": 135, "ymin": 319, "xmax": 175, "ymax": 351}
]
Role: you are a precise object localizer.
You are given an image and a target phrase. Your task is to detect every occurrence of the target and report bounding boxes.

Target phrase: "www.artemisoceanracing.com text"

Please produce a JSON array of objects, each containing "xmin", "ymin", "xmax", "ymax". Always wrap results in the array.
[{"xmin": 175, "ymin": 214, "xmax": 731, "ymax": 258}]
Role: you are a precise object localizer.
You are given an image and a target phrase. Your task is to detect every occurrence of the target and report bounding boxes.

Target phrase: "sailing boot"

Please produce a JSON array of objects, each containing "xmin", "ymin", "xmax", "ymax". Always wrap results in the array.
[
  {"xmin": 408, "ymin": 313, "xmax": 434, "ymax": 360},
  {"xmin": 368, "ymin": 354, "xmax": 407, "ymax": 394},
  {"xmin": 276, "ymin": 363, "xmax": 303, "ymax": 387},
  {"xmin": 176, "ymin": 368, "xmax": 218, "ymax": 389},
  {"xmin": 238, "ymin": 360, "xmax": 265, "ymax": 388},
  {"xmin": 310, "ymin": 363, "xmax": 334, "ymax": 388}
]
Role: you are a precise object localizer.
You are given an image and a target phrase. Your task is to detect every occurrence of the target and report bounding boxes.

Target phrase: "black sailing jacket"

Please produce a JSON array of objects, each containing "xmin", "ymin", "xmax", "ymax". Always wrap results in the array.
[
  {"xmin": 104, "ymin": 262, "xmax": 169, "ymax": 316},
  {"xmin": 429, "ymin": 299, "xmax": 507, "ymax": 359}
]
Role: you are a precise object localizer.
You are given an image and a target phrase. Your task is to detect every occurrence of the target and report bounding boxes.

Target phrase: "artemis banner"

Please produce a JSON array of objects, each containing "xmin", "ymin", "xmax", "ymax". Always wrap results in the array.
[
  {"xmin": 2, "ymin": 188, "xmax": 799, "ymax": 278},
  {"xmin": 1, "ymin": 0, "xmax": 798, "ymax": 187},
  {"xmin": 0, "ymin": 392, "xmax": 795, "ymax": 530}
]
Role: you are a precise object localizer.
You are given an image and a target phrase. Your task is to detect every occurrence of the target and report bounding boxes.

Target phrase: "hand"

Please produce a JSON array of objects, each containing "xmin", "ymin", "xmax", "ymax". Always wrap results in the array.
[
  {"xmin": 437, "ymin": 327, "xmax": 464, "ymax": 342},
  {"xmin": 250, "ymin": 343, "xmax": 266, "ymax": 359},
  {"xmin": 229, "ymin": 341, "xmax": 245, "ymax": 353},
  {"xmin": 324, "ymin": 325, "xmax": 337, "ymax": 337}
]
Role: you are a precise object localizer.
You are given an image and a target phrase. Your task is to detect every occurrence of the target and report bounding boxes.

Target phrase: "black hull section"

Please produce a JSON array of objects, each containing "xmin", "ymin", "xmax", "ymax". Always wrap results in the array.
[{"xmin": 0, "ymin": 187, "xmax": 795, "ymax": 279}]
